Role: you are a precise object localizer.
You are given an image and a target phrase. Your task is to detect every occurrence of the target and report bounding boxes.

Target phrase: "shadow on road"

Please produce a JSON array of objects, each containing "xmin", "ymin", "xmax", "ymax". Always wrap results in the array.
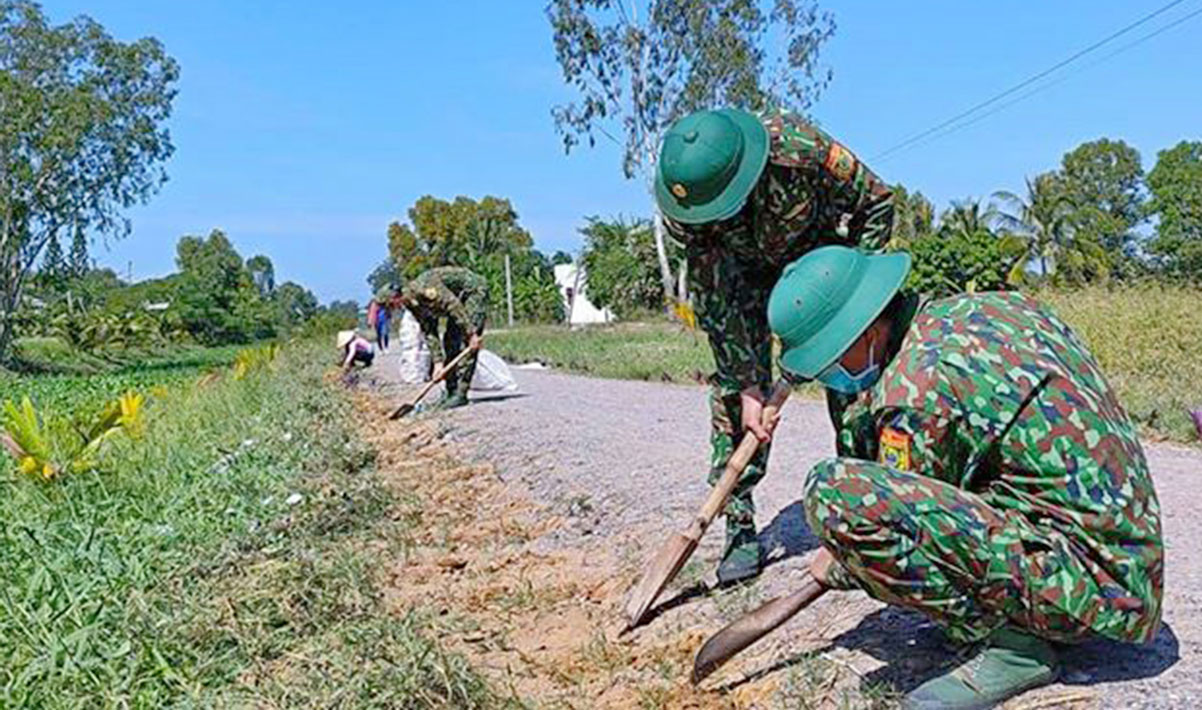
[
  {"xmin": 842, "ymin": 609, "xmax": 1181, "ymax": 696},
  {"xmin": 760, "ymin": 500, "xmax": 821, "ymax": 569}
]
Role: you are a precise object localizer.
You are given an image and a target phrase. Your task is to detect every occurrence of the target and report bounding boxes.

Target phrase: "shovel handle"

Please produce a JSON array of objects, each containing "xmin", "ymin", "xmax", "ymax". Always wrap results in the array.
[
  {"xmin": 692, "ymin": 381, "xmax": 791, "ymax": 537},
  {"xmin": 388, "ymin": 346, "xmax": 475, "ymax": 419}
]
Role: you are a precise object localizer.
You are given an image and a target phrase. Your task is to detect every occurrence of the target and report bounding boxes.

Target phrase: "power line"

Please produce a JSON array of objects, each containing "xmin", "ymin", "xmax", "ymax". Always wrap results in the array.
[
  {"xmin": 904, "ymin": 4, "xmax": 1202, "ymax": 154},
  {"xmin": 871, "ymin": 0, "xmax": 1192, "ymax": 162}
]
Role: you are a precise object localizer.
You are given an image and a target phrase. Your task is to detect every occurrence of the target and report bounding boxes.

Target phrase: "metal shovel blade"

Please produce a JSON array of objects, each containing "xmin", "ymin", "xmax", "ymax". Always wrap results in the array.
[
  {"xmin": 623, "ymin": 532, "xmax": 697, "ymax": 629},
  {"xmin": 691, "ymin": 573, "xmax": 826, "ymax": 684},
  {"xmin": 388, "ymin": 402, "xmax": 416, "ymax": 420}
]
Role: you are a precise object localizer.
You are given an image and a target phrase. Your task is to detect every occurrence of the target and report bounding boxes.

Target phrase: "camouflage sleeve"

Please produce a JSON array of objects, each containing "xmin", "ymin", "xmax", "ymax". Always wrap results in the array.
[
  {"xmin": 685, "ymin": 237, "xmax": 773, "ymax": 397},
  {"xmin": 460, "ymin": 280, "xmax": 488, "ymax": 333},
  {"xmin": 415, "ymin": 310, "xmax": 444, "ymax": 363},
  {"xmin": 812, "ymin": 130, "xmax": 895, "ymax": 251}
]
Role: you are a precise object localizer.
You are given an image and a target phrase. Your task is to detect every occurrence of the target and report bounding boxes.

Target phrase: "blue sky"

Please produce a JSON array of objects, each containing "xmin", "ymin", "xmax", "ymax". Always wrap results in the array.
[{"xmin": 42, "ymin": 1, "xmax": 1202, "ymax": 304}]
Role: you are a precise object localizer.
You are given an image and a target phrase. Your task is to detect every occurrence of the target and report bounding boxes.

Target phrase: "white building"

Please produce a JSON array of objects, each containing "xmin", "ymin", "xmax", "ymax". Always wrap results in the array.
[{"xmin": 553, "ymin": 263, "xmax": 614, "ymax": 326}]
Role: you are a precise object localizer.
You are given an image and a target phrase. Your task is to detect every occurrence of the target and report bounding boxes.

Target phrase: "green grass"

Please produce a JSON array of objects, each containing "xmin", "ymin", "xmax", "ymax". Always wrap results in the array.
[
  {"xmin": 491, "ymin": 287, "xmax": 1202, "ymax": 442},
  {"xmin": 0, "ymin": 342, "xmax": 513, "ymax": 708},
  {"xmin": 489, "ymin": 321, "xmax": 715, "ymax": 383},
  {"xmin": 1040, "ymin": 285, "xmax": 1202, "ymax": 442}
]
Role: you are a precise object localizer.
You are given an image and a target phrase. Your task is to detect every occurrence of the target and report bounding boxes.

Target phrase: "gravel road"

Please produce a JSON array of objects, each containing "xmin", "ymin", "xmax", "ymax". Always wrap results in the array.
[{"xmin": 369, "ymin": 356, "xmax": 1200, "ymax": 708}]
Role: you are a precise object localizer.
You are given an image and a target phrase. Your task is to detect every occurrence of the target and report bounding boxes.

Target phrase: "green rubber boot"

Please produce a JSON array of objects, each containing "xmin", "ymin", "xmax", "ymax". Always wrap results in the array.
[
  {"xmin": 416, "ymin": 391, "xmax": 469, "ymax": 414},
  {"xmin": 903, "ymin": 628, "xmax": 1059, "ymax": 710},
  {"xmin": 716, "ymin": 522, "xmax": 761, "ymax": 586}
]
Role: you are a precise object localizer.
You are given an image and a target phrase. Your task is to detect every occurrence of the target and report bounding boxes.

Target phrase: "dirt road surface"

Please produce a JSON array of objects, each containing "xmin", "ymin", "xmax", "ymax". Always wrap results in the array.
[{"xmin": 368, "ymin": 357, "xmax": 1199, "ymax": 709}]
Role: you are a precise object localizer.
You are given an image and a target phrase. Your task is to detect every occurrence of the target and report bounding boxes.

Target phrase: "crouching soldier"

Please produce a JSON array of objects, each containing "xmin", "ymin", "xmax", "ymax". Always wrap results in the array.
[
  {"xmin": 767, "ymin": 246, "xmax": 1164, "ymax": 709},
  {"xmin": 402, "ymin": 266, "xmax": 488, "ymax": 410}
]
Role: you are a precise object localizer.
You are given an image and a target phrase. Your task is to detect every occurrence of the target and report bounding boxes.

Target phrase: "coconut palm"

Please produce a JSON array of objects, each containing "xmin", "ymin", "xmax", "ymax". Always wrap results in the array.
[
  {"xmin": 992, "ymin": 174, "xmax": 1074, "ymax": 285},
  {"xmin": 941, "ymin": 198, "xmax": 1002, "ymax": 241}
]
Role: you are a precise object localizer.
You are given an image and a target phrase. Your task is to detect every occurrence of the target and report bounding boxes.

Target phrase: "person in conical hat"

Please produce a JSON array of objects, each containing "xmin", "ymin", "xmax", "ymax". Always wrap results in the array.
[{"xmin": 337, "ymin": 329, "xmax": 374, "ymax": 372}]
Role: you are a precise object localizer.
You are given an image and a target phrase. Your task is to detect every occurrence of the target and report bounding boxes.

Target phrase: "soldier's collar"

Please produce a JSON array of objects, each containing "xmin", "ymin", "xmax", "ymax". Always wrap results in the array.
[{"xmin": 879, "ymin": 290, "xmax": 922, "ymax": 372}]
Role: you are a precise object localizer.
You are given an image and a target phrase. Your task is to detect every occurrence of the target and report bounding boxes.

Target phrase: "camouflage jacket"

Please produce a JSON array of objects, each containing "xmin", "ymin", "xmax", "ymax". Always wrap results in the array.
[
  {"xmin": 835, "ymin": 291, "xmax": 1163, "ymax": 644},
  {"xmin": 665, "ymin": 110, "xmax": 894, "ymax": 395},
  {"xmin": 403, "ymin": 267, "xmax": 489, "ymax": 362}
]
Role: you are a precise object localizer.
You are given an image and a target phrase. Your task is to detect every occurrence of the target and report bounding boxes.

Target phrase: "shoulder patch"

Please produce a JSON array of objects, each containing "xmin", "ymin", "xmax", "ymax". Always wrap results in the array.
[
  {"xmin": 423, "ymin": 287, "xmax": 439, "ymax": 299},
  {"xmin": 824, "ymin": 142, "xmax": 858, "ymax": 183},
  {"xmin": 879, "ymin": 427, "xmax": 912, "ymax": 471}
]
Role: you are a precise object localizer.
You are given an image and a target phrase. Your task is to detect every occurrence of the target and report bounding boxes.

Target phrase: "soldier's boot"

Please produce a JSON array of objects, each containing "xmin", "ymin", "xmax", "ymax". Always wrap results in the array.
[
  {"xmin": 716, "ymin": 520, "xmax": 761, "ymax": 586},
  {"xmin": 903, "ymin": 628, "xmax": 1059, "ymax": 710}
]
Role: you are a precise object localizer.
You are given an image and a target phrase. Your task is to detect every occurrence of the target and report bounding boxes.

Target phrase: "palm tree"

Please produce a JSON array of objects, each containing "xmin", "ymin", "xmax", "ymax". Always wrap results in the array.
[
  {"xmin": 941, "ymin": 198, "xmax": 1001, "ymax": 240},
  {"xmin": 992, "ymin": 174, "xmax": 1073, "ymax": 285}
]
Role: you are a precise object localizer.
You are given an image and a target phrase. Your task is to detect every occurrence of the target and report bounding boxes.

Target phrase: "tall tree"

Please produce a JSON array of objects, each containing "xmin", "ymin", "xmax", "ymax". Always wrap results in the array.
[
  {"xmin": 68, "ymin": 227, "xmax": 89, "ymax": 277},
  {"xmin": 889, "ymin": 183, "xmax": 935, "ymax": 249},
  {"xmin": 0, "ymin": 2, "xmax": 178, "ymax": 361},
  {"xmin": 366, "ymin": 258, "xmax": 401, "ymax": 296},
  {"xmin": 993, "ymin": 173, "xmax": 1077, "ymax": 285},
  {"xmin": 245, "ymin": 254, "xmax": 275, "ymax": 296},
  {"xmin": 1056, "ymin": 138, "xmax": 1146, "ymax": 277},
  {"xmin": 387, "ymin": 195, "xmax": 532, "ymax": 279},
  {"xmin": 39, "ymin": 233, "xmax": 64, "ymax": 287},
  {"xmin": 1147, "ymin": 140, "xmax": 1202, "ymax": 282},
  {"xmin": 547, "ymin": 0, "xmax": 836, "ymax": 303},
  {"xmin": 579, "ymin": 216, "xmax": 671, "ymax": 318},
  {"xmin": 175, "ymin": 230, "xmax": 271, "ymax": 344},
  {"xmin": 273, "ymin": 280, "xmax": 318, "ymax": 331}
]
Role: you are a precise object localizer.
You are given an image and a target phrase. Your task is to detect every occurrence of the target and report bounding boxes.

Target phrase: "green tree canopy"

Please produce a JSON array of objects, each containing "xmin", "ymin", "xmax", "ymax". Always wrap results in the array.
[
  {"xmin": 1147, "ymin": 140, "xmax": 1202, "ymax": 282},
  {"xmin": 906, "ymin": 199, "xmax": 1021, "ymax": 296},
  {"xmin": 246, "ymin": 255, "xmax": 275, "ymax": 296},
  {"xmin": 175, "ymin": 230, "xmax": 273, "ymax": 344},
  {"xmin": 1056, "ymin": 138, "xmax": 1146, "ymax": 277},
  {"xmin": 547, "ymin": 0, "xmax": 836, "ymax": 303},
  {"xmin": 387, "ymin": 195, "xmax": 561, "ymax": 324},
  {"xmin": 579, "ymin": 217, "xmax": 674, "ymax": 318},
  {"xmin": 0, "ymin": 1, "xmax": 178, "ymax": 360}
]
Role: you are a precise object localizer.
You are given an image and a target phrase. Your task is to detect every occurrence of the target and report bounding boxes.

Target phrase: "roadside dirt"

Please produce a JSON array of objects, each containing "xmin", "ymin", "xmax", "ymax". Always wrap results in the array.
[{"xmin": 358, "ymin": 357, "xmax": 1199, "ymax": 709}]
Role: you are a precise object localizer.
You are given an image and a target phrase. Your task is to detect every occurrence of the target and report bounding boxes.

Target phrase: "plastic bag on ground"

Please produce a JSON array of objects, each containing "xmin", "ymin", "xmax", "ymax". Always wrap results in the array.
[
  {"xmin": 471, "ymin": 350, "xmax": 519, "ymax": 392},
  {"xmin": 397, "ymin": 309, "xmax": 430, "ymax": 384}
]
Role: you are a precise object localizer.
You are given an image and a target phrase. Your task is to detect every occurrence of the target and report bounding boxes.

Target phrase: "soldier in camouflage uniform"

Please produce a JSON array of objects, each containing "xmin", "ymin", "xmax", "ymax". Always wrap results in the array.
[
  {"xmin": 402, "ymin": 266, "xmax": 489, "ymax": 410},
  {"xmin": 766, "ymin": 246, "xmax": 1163, "ymax": 709},
  {"xmin": 655, "ymin": 107, "xmax": 895, "ymax": 584}
]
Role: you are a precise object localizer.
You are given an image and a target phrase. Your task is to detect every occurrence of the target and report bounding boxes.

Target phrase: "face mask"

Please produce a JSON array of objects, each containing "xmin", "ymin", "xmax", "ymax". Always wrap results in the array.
[{"xmin": 817, "ymin": 340, "xmax": 882, "ymax": 395}]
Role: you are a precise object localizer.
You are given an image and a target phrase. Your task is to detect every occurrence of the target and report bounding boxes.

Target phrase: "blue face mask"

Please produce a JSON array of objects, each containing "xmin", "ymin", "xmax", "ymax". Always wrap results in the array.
[{"xmin": 817, "ymin": 340, "xmax": 882, "ymax": 395}]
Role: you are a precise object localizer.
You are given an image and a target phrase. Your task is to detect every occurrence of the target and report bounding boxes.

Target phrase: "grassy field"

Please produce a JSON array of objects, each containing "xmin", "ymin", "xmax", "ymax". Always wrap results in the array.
[
  {"xmin": 489, "ymin": 286, "xmax": 1202, "ymax": 443},
  {"xmin": 0, "ymin": 342, "xmax": 510, "ymax": 707},
  {"xmin": 489, "ymin": 321, "xmax": 715, "ymax": 384}
]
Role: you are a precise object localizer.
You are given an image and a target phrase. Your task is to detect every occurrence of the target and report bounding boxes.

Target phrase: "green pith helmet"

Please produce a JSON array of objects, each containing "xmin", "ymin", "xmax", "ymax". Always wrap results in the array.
[
  {"xmin": 655, "ymin": 108, "xmax": 769, "ymax": 224},
  {"xmin": 768, "ymin": 246, "xmax": 912, "ymax": 380}
]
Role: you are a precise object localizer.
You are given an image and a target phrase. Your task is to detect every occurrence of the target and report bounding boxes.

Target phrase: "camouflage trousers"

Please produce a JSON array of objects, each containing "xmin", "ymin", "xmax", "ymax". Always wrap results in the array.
[
  {"xmin": 707, "ymin": 386, "xmax": 771, "ymax": 540},
  {"xmin": 440, "ymin": 322, "xmax": 480, "ymax": 399},
  {"xmin": 803, "ymin": 458, "xmax": 1137, "ymax": 645}
]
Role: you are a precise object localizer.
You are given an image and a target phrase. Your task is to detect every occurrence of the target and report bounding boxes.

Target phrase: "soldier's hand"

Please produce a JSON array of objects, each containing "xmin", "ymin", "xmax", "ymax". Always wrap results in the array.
[
  {"xmin": 469, "ymin": 333, "xmax": 483, "ymax": 351},
  {"xmin": 740, "ymin": 386, "xmax": 772, "ymax": 443},
  {"xmin": 432, "ymin": 363, "xmax": 447, "ymax": 381}
]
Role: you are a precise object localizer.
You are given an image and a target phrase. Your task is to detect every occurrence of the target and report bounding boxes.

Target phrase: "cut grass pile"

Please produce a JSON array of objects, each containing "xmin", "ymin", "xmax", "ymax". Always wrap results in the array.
[
  {"xmin": 0, "ymin": 342, "xmax": 509, "ymax": 707},
  {"xmin": 490, "ymin": 286, "xmax": 1202, "ymax": 442}
]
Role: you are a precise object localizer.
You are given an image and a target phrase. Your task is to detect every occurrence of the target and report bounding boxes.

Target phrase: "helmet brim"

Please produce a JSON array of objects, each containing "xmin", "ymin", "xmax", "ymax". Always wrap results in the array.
[
  {"xmin": 778, "ymin": 252, "xmax": 912, "ymax": 380},
  {"xmin": 655, "ymin": 109, "xmax": 769, "ymax": 225}
]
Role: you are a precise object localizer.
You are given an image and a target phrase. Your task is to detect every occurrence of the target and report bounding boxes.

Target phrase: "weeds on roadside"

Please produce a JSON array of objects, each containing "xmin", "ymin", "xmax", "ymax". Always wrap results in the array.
[{"xmin": 0, "ymin": 342, "xmax": 515, "ymax": 708}]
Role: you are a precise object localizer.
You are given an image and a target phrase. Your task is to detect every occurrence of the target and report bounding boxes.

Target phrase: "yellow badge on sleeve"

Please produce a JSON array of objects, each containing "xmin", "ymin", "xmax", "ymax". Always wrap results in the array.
[
  {"xmin": 879, "ymin": 427, "xmax": 912, "ymax": 471},
  {"xmin": 824, "ymin": 142, "xmax": 857, "ymax": 182}
]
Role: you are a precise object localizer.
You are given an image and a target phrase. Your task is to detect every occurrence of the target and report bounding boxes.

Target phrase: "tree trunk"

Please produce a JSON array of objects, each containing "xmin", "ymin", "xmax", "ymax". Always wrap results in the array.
[
  {"xmin": 651, "ymin": 208, "xmax": 675, "ymax": 307},
  {"xmin": 504, "ymin": 252, "xmax": 514, "ymax": 327}
]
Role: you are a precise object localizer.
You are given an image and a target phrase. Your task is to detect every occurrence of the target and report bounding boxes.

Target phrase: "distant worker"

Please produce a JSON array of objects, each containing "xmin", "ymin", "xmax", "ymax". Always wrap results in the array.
[
  {"xmin": 337, "ymin": 330, "xmax": 375, "ymax": 372},
  {"xmin": 768, "ymin": 246, "xmax": 1163, "ymax": 709},
  {"xmin": 401, "ymin": 266, "xmax": 488, "ymax": 410},
  {"xmin": 654, "ymin": 106, "xmax": 896, "ymax": 584},
  {"xmin": 375, "ymin": 295, "xmax": 393, "ymax": 353}
]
